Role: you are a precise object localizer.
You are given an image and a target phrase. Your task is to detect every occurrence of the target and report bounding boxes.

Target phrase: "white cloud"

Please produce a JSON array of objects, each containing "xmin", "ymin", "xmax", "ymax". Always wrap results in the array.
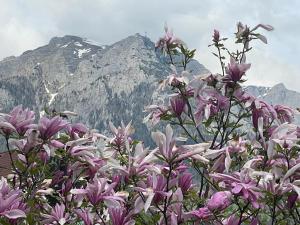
[{"xmin": 0, "ymin": 0, "xmax": 299, "ymax": 91}]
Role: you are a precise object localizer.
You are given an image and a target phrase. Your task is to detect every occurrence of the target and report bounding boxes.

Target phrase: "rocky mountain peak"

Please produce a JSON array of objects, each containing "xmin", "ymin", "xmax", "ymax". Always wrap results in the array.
[
  {"xmin": 0, "ymin": 33, "xmax": 298, "ymax": 148},
  {"xmin": 49, "ymin": 35, "xmax": 84, "ymax": 46},
  {"xmin": 271, "ymin": 83, "xmax": 286, "ymax": 90}
]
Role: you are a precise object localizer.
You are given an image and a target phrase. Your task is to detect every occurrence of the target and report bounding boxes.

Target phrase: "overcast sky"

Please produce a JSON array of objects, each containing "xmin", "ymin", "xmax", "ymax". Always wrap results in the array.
[{"xmin": 0, "ymin": 0, "xmax": 299, "ymax": 91}]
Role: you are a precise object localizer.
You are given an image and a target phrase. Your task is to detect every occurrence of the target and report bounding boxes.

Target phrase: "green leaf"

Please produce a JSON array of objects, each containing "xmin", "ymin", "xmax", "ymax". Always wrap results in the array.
[{"xmin": 14, "ymin": 159, "xmax": 27, "ymax": 172}]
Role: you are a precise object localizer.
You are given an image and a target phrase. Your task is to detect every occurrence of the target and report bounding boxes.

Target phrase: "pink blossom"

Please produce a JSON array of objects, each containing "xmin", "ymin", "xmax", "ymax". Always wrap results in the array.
[
  {"xmin": 190, "ymin": 207, "xmax": 212, "ymax": 220},
  {"xmin": 169, "ymin": 188, "xmax": 184, "ymax": 225},
  {"xmin": 231, "ymin": 182, "xmax": 261, "ymax": 208},
  {"xmin": 194, "ymin": 89, "xmax": 229, "ymax": 124},
  {"xmin": 11, "ymin": 129, "xmax": 40, "ymax": 154},
  {"xmin": 0, "ymin": 178, "xmax": 26, "ymax": 220},
  {"xmin": 120, "ymin": 142, "xmax": 159, "ymax": 178},
  {"xmin": 227, "ymin": 138, "xmax": 248, "ymax": 154},
  {"xmin": 75, "ymin": 209, "xmax": 94, "ymax": 225},
  {"xmin": 234, "ymin": 88, "xmax": 255, "ymax": 107},
  {"xmin": 170, "ymin": 95, "xmax": 186, "ymax": 117},
  {"xmin": 42, "ymin": 203, "xmax": 69, "ymax": 225},
  {"xmin": 224, "ymin": 58, "xmax": 251, "ymax": 83},
  {"xmin": 207, "ymin": 191, "xmax": 232, "ymax": 211},
  {"xmin": 6, "ymin": 105, "xmax": 35, "ymax": 136},
  {"xmin": 223, "ymin": 214, "xmax": 240, "ymax": 225},
  {"xmin": 38, "ymin": 116, "xmax": 69, "ymax": 140},
  {"xmin": 178, "ymin": 172, "xmax": 193, "ymax": 194},
  {"xmin": 213, "ymin": 29, "xmax": 220, "ymax": 42},
  {"xmin": 236, "ymin": 22, "xmax": 249, "ymax": 39},
  {"xmin": 71, "ymin": 178, "xmax": 124, "ymax": 207},
  {"xmin": 66, "ymin": 123, "xmax": 88, "ymax": 139},
  {"xmin": 251, "ymin": 99, "xmax": 277, "ymax": 129},
  {"xmin": 144, "ymin": 105, "xmax": 169, "ymax": 126},
  {"xmin": 274, "ymin": 104, "xmax": 294, "ymax": 123},
  {"xmin": 211, "ymin": 172, "xmax": 261, "ymax": 208},
  {"xmin": 155, "ymin": 25, "xmax": 184, "ymax": 50},
  {"xmin": 151, "ymin": 125, "xmax": 209, "ymax": 162},
  {"xmin": 108, "ymin": 207, "xmax": 134, "ymax": 225},
  {"xmin": 134, "ymin": 174, "xmax": 172, "ymax": 212},
  {"xmin": 108, "ymin": 121, "xmax": 134, "ymax": 147}
]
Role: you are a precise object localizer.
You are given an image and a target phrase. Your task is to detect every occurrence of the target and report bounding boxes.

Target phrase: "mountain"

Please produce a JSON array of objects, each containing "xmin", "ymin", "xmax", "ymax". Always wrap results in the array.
[
  {"xmin": 0, "ymin": 34, "xmax": 299, "ymax": 148},
  {"xmin": 0, "ymin": 34, "xmax": 208, "ymax": 146}
]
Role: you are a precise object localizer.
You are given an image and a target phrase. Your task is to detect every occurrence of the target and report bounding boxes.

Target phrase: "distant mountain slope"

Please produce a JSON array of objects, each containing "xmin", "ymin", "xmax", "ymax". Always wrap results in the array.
[
  {"xmin": 0, "ymin": 34, "xmax": 299, "ymax": 148},
  {"xmin": 0, "ymin": 34, "xmax": 209, "ymax": 145}
]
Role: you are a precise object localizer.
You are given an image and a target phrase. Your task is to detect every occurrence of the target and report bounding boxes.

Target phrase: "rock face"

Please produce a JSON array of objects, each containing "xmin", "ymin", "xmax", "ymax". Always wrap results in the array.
[
  {"xmin": 0, "ymin": 34, "xmax": 208, "ymax": 145},
  {"xmin": 0, "ymin": 34, "xmax": 299, "ymax": 147}
]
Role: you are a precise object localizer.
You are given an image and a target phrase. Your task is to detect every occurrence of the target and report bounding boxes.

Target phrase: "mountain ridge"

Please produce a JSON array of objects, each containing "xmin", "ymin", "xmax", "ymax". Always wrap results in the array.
[{"xmin": 0, "ymin": 34, "xmax": 298, "ymax": 146}]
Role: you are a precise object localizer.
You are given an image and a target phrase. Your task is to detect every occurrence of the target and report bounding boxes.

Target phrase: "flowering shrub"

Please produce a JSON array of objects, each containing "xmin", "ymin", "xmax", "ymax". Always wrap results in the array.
[{"xmin": 0, "ymin": 22, "xmax": 299, "ymax": 225}]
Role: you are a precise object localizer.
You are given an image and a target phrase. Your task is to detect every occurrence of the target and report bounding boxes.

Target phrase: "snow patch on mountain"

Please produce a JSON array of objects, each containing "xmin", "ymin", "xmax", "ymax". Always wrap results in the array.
[
  {"xmin": 83, "ymin": 38, "xmax": 101, "ymax": 46},
  {"xmin": 74, "ymin": 41, "xmax": 83, "ymax": 47},
  {"xmin": 49, "ymin": 93, "xmax": 58, "ymax": 105},
  {"xmin": 44, "ymin": 83, "xmax": 58, "ymax": 106},
  {"xmin": 61, "ymin": 42, "xmax": 71, "ymax": 48},
  {"xmin": 77, "ymin": 48, "xmax": 91, "ymax": 58}
]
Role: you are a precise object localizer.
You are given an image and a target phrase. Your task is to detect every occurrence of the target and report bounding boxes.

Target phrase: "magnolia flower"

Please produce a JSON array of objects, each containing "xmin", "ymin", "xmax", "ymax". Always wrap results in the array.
[
  {"xmin": 38, "ymin": 116, "xmax": 69, "ymax": 140},
  {"xmin": 0, "ymin": 178, "xmax": 26, "ymax": 220},
  {"xmin": 66, "ymin": 123, "xmax": 88, "ymax": 139},
  {"xmin": 0, "ymin": 106, "xmax": 35, "ymax": 137},
  {"xmin": 69, "ymin": 145, "xmax": 97, "ymax": 159},
  {"xmin": 159, "ymin": 71, "xmax": 191, "ymax": 90},
  {"xmin": 144, "ymin": 104, "xmax": 169, "ymax": 126},
  {"xmin": 213, "ymin": 29, "xmax": 220, "ymax": 42},
  {"xmin": 74, "ymin": 209, "xmax": 94, "ymax": 225},
  {"xmin": 267, "ymin": 123, "xmax": 298, "ymax": 159},
  {"xmin": 236, "ymin": 22, "xmax": 273, "ymax": 44},
  {"xmin": 251, "ymin": 99, "xmax": 277, "ymax": 129},
  {"xmin": 85, "ymin": 158, "xmax": 106, "ymax": 179},
  {"xmin": 194, "ymin": 88, "xmax": 229, "ymax": 125},
  {"xmin": 4, "ymin": 105, "xmax": 35, "ymax": 136},
  {"xmin": 121, "ymin": 142, "xmax": 159, "ymax": 177},
  {"xmin": 223, "ymin": 214, "xmax": 240, "ymax": 225},
  {"xmin": 224, "ymin": 58, "xmax": 251, "ymax": 83},
  {"xmin": 167, "ymin": 188, "xmax": 188, "ymax": 225},
  {"xmin": 108, "ymin": 121, "xmax": 134, "ymax": 147},
  {"xmin": 108, "ymin": 207, "xmax": 134, "ymax": 225},
  {"xmin": 234, "ymin": 88, "xmax": 255, "ymax": 108},
  {"xmin": 0, "ymin": 119, "xmax": 17, "ymax": 137},
  {"xmin": 170, "ymin": 95, "xmax": 186, "ymax": 117},
  {"xmin": 236, "ymin": 22, "xmax": 250, "ymax": 39},
  {"xmin": 274, "ymin": 104, "xmax": 294, "ymax": 124},
  {"xmin": 71, "ymin": 178, "xmax": 124, "ymax": 207},
  {"xmin": 190, "ymin": 207, "xmax": 212, "ymax": 220},
  {"xmin": 227, "ymin": 138, "xmax": 248, "ymax": 155},
  {"xmin": 11, "ymin": 129, "xmax": 41, "ymax": 153},
  {"xmin": 155, "ymin": 24, "xmax": 185, "ymax": 51},
  {"xmin": 207, "ymin": 191, "xmax": 232, "ymax": 211},
  {"xmin": 42, "ymin": 204, "xmax": 69, "ymax": 225},
  {"xmin": 211, "ymin": 172, "xmax": 261, "ymax": 208},
  {"xmin": 151, "ymin": 125, "xmax": 176, "ymax": 161},
  {"xmin": 178, "ymin": 172, "xmax": 193, "ymax": 194},
  {"xmin": 134, "ymin": 174, "xmax": 173, "ymax": 213},
  {"xmin": 151, "ymin": 125, "xmax": 210, "ymax": 162}
]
